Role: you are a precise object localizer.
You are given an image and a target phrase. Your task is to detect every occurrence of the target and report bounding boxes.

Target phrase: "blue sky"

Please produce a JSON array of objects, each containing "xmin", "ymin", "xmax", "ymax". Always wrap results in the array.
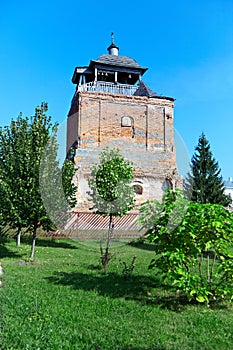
[{"xmin": 0, "ymin": 0, "xmax": 232, "ymax": 179}]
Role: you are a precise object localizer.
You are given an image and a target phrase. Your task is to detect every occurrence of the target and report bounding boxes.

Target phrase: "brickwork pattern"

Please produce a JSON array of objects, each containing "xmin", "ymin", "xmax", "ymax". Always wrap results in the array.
[{"xmin": 67, "ymin": 91, "xmax": 180, "ymax": 212}]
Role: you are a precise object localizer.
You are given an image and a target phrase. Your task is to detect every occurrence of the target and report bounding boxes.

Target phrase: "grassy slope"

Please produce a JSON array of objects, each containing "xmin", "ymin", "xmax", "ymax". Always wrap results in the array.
[{"xmin": 0, "ymin": 237, "xmax": 233, "ymax": 350}]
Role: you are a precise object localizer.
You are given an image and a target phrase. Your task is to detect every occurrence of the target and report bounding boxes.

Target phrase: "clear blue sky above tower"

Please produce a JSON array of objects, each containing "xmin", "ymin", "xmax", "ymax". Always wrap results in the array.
[{"xmin": 0, "ymin": 0, "xmax": 232, "ymax": 179}]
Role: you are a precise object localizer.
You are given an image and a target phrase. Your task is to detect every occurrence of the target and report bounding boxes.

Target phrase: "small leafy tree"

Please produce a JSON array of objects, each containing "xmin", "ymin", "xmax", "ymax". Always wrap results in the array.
[
  {"xmin": 88, "ymin": 147, "xmax": 135, "ymax": 268},
  {"xmin": 139, "ymin": 189, "xmax": 233, "ymax": 304},
  {"xmin": 184, "ymin": 133, "xmax": 231, "ymax": 206}
]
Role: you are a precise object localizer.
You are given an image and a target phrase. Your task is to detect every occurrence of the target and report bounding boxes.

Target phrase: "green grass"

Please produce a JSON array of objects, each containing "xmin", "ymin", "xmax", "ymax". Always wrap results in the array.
[{"xmin": 0, "ymin": 237, "xmax": 233, "ymax": 350}]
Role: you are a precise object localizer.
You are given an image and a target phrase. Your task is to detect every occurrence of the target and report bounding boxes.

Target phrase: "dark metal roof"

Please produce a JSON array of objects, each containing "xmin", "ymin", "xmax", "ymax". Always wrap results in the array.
[
  {"xmin": 134, "ymin": 81, "xmax": 175, "ymax": 101},
  {"xmin": 92, "ymin": 54, "xmax": 147, "ymax": 71},
  {"xmin": 107, "ymin": 43, "xmax": 119, "ymax": 51},
  {"xmin": 74, "ymin": 67, "xmax": 92, "ymax": 74},
  {"xmin": 134, "ymin": 80, "xmax": 159, "ymax": 97}
]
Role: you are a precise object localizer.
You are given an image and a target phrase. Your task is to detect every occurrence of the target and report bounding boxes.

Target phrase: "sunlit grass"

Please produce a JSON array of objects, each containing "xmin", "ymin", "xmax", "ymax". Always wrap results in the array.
[{"xmin": 0, "ymin": 237, "xmax": 233, "ymax": 350}]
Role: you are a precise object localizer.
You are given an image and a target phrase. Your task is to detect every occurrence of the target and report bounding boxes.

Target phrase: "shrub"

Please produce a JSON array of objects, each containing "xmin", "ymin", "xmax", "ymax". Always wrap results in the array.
[{"xmin": 139, "ymin": 189, "xmax": 233, "ymax": 304}]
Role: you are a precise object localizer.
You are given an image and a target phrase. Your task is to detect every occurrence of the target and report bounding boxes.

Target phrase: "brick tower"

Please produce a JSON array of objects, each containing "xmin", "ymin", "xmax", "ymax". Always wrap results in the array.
[{"xmin": 67, "ymin": 35, "xmax": 180, "ymax": 212}]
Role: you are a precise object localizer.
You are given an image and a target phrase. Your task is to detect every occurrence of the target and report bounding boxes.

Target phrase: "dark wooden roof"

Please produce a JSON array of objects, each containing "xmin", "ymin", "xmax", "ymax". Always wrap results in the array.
[
  {"xmin": 134, "ymin": 81, "xmax": 159, "ymax": 97},
  {"xmin": 134, "ymin": 81, "xmax": 175, "ymax": 101},
  {"xmin": 92, "ymin": 54, "xmax": 146, "ymax": 70}
]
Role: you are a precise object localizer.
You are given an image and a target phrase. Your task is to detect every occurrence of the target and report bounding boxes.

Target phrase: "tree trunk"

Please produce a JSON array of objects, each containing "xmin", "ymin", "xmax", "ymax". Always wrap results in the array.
[
  {"xmin": 16, "ymin": 227, "xmax": 21, "ymax": 247},
  {"xmin": 29, "ymin": 224, "xmax": 37, "ymax": 262},
  {"xmin": 107, "ymin": 213, "xmax": 114, "ymax": 251},
  {"xmin": 101, "ymin": 213, "xmax": 114, "ymax": 269}
]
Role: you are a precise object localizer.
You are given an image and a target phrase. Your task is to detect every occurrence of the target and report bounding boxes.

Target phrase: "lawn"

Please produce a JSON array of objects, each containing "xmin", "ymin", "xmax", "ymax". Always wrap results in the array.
[{"xmin": 0, "ymin": 237, "xmax": 233, "ymax": 350}]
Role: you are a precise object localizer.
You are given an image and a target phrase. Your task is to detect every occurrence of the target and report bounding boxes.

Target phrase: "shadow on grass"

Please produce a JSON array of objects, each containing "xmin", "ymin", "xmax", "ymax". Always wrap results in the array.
[
  {"xmin": 128, "ymin": 241, "xmax": 155, "ymax": 251},
  {"xmin": 0, "ymin": 242, "xmax": 23, "ymax": 259},
  {"xmin": 87, "ymin": 264, "xmax": 102, "ymax": 271},
  {"xmin": 45, "ymin": 270, "xmax": 191, "ymax": 311},
  {"xmin": 95, "ymin": 346, "xmax": 166, "ymax": 350},
  {"xmin": 119, "ymin": 347, "xmax": 166, "ymax": 350},
  {"xmin": 36, "ymin": 238, "xmax": 79, "ymax": 250},
  {"xmin": 20, "ymin": 237, "xmax": 79, "ymax": 250}
]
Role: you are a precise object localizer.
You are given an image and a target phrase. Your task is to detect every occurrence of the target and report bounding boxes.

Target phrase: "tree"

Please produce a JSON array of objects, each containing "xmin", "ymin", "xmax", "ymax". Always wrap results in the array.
[
  {"xmin": 0, "ymin": 177, "xmax": 12, "ymax": 236},
  {"xmin": 184, "ymin": 133, "xmax": 231, "ymax": 206},
  {"xmin": 88, "ymin": 147, "xmax": 135, "ymax": 268},
  {"xmin": 139, "ymin": 189, "xmax": 233, "ymax": 304},
  {"xmin": 0, "ymin": 114, "xmax": 32, "ymax": 246},
  {"xmin": 39, "ymin": 144, "xmax": 77, "ymax": 237},
  {"xmin": 62, "ymin": 159, "xmax": 77, "ymax": 209},
  {"xmin": 27, "ymin": 103, "xmax": 77, "ymax": 260},
  {"xmin": 0, "ymin": 103, "xmax": 77, "ymax": 259}
]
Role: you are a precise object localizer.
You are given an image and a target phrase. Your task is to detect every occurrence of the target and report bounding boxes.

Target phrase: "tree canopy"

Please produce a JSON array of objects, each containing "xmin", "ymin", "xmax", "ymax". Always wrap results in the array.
[
  {"xmin": 88, "ymin": 147, "xmax": 135, "ymax": 216},
  {"xmin": 88, "ymin": 147, "xmax": 135, "ymax": 267},
  {"xmin": 0, "ymin": 103, "xmax": 77, "ymax": 259},
  {"xmin": 184, "ymin": 133, "xmax": 231, "ymax": 206},
  {"xmin": 139, "ymin": 189, "xmax": 233, "ymax": 304}
]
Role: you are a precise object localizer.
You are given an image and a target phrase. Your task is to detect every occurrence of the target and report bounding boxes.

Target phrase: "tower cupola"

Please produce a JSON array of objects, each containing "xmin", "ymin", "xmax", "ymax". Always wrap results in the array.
[
  {"xmin": 107, "ymin": 32, "xmax": 119, "ymax": 56},
  {"xmin": 71, "ymin": 34, "xmax": 149, "ymax": 93}
]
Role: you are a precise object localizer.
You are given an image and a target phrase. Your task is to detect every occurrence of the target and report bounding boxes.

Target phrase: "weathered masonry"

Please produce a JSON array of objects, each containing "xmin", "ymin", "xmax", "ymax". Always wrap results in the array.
[{"xmin": 67, "ymin": 36, "xmax": 181, "ymax": 212}]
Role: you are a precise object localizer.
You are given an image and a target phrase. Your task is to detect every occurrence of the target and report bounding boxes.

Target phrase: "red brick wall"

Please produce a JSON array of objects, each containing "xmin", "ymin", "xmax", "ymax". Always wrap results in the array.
[{"xmin": 67, "ymin": 91, "xmax": 179, "ymax": 211}]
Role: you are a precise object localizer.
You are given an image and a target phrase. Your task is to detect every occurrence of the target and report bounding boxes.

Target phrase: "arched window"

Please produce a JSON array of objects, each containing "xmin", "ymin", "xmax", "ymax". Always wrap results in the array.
[
  {"xmin": 121, "ymin": 116, "xmax": 135, "ymax": 138},
  {"xmin": 121, "ymin": 116, "xmax": 132, "ymax": 127}
]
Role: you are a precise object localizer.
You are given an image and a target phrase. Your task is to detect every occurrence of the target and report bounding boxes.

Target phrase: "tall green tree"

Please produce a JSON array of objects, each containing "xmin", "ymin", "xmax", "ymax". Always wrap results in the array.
[
  {"xmin": 88, "ymin": 147, "xmax": 135, "ymax": 268},
  {"xmin": 39, "ymin": 140, "xmax": 77, "ymax": 236},
  {"xmin": 0, "ymin": 103, "xmax": 77, "ymax": 259},
  {"xmin": 26, "ymin": 103, "xmax": 77, "ymax": 260},
  {"xmin": 0, "ymin": 115, "xmax": 32, "ymax": 245},
  {"xmin": 184, "ymin": 133, "xmax": 231, "ymax": 206}
]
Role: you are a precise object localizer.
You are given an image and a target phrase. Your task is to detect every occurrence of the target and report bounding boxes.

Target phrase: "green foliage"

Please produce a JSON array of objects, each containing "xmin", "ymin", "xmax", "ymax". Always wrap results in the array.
[
  {"xmin": 0, "ymin": 103, "xmax": 77, "ymax": 259},
  {"xmin": 139, "ymin": 189, "xmax": 233, "ymax": 304},
  {"xmin": 120, "ymin": 256, "xmax": 136, "ymax": 279},
  {"xmin": 27, "ymin": 104, "xmax": 58, "ymax": 234},
  {"xmin": 39, "ymin": 135, "xmax": 77, "ymax": 228},
  {"xmin": 62, "ymin": 159, "xmax": 77, "ymax": 208},
  {"xmin": 184, "ymin": 133, "xmax": 231, "ymax": 206},
  {"xmin": 139, "ymin": 189, "xmax": 189, "ymax": 236},
  {"xmin": 89, "ymin": 147, "xmax": 135, "ymax": 268},
  {"xmin": 0, "ymin": 114, "xmax": 32, "ymax": 231},
  {"xmin": 88, "ymin": 147, "xmax": 135, "ymax": 216}
]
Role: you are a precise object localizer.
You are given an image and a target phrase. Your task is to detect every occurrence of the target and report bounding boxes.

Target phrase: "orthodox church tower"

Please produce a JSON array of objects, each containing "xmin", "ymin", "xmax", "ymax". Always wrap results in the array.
[{"xmin": 67, "ymin": 35, "xmax": 181, "ymax": 211}]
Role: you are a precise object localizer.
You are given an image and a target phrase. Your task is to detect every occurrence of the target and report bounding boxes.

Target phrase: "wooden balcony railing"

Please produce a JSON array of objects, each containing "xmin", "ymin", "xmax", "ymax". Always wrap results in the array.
[{"xmin": 77, "ymin": 81, "xmax": 138, "ymax": 96}]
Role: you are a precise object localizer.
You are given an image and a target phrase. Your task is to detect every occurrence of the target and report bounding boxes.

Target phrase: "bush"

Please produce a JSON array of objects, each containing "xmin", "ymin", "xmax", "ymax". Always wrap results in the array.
[{"xmin": 139, "ymin": 189, "xmax": 233, "ymax": 304}]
